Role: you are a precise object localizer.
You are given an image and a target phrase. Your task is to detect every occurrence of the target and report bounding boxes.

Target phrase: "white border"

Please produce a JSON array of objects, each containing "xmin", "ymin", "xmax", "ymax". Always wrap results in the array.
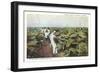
[{"xmin": 18, "ymin": 5, "xmax": 95, "ymax": 68}]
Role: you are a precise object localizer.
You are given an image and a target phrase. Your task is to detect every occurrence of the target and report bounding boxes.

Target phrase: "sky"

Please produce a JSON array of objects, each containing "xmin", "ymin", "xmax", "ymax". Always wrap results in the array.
[{"xmin": 26, "ymin": 11, "xmax": 89, "ymax": 27}]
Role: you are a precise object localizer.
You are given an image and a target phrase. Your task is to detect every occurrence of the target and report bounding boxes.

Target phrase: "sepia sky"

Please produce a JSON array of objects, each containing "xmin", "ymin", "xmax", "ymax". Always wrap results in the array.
[{"xmin": 26, "ymin": 12, "xmax": 89, "ymax": 27}]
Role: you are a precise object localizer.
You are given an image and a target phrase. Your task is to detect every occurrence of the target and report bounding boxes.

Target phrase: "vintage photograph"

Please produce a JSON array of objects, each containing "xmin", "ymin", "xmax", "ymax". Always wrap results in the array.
[
  {"xmin": 11, "ymin": 2, "xmax": 97, "ymax": 71},
  {"xmin": 26, "ymin": 12, "xmax": 88, "ymax": 58}
]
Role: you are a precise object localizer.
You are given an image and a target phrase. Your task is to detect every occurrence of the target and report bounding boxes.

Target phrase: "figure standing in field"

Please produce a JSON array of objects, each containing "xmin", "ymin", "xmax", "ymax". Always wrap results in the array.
[
  {"xmin": 38, "ymin": 28, "xmax": 57, "ymax": 57},
  {"xmin": 41, "ymin": 28, "xmax": 50, "ymax": 40},
  {"xmin": 49, "ymin": 31, "xmax": 58, "ymax": 54},
  {"xmin": 44, "ymin": 28, "xmax": 50, "ymax": 40}
]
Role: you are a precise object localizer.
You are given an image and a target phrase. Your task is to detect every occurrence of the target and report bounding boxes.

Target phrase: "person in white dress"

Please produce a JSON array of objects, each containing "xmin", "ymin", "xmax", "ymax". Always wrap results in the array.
[
  {"xmin": 44, "ymin": 29, "xmax": 50, "ymax": 39},
  {"xmin": 49, "ymin": 31, "xmax": 57, "ymax": 54},
  {"xmin": 41, "ymin": 28, "xmax": 50, "ymax": 40}
]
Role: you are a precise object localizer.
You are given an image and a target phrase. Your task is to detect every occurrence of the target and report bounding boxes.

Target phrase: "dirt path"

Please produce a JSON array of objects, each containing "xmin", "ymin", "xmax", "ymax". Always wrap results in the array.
[{"xmin": 36, "ymin": 40, "xmax": 53, "ymax": 57}]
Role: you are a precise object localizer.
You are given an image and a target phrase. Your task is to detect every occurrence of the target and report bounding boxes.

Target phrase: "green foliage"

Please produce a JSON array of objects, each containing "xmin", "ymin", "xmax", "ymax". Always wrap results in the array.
[{"xmin": 27, "ymin": 27, "xmax": 88, "ymax": 58}]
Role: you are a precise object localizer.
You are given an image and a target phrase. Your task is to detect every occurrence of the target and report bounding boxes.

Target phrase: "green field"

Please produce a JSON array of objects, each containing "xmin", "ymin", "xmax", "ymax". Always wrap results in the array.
[{"xmin": 27, "ymin": 27, "xmax": 88, "ymax": 58}]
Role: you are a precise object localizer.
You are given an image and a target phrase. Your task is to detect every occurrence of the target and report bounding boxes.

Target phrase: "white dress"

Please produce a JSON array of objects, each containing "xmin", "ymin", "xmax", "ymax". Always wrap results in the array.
[
  {"xmin": 49, "ymin": 33, "xmax": 57, "ymax": 54},
  {"xmin": 44, "ymin": 29, "xmax": 50, "ymax": 38}
]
